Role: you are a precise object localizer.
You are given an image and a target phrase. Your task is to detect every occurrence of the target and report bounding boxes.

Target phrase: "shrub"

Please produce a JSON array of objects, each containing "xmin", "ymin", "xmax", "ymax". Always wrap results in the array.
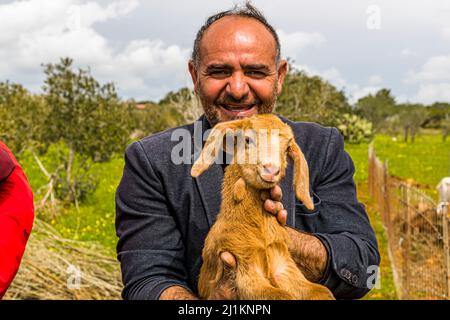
[{"xmin": 337, "ymin": 113, "xmax": 373, "ymax": 144}]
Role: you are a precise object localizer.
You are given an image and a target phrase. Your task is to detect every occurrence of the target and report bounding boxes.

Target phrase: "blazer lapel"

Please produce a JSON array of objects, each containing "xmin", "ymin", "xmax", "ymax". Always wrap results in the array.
[
  {"xmin": 194, "ymin": 164, "xmax": 223, "ymax": 227},
  {"xmin": 191, "ymin": 115, "xmax": 223, "ymax": 227}
]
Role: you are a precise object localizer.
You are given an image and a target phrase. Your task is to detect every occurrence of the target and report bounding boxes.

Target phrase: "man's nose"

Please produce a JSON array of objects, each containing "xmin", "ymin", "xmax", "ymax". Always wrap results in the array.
[{"xmin": 225, "ymin": 72, "xmax": 249, "ymax": 101}]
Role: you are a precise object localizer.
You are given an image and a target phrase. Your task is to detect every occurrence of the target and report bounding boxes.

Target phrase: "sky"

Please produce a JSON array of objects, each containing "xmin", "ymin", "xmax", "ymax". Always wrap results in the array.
[{"xmin": 0, "ymin": 0, "xmax": 450, "ymax": 104}]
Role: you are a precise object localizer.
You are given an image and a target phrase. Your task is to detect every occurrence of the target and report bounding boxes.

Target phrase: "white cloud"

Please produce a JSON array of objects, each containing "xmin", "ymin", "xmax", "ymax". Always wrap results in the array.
[
  {"xmin": 368, "ymin": 74, "xmax": 383, "ymax": 86},
  {"xmin": 407, "ymin": 55, "xmax": 450, "ymax": 83},
  {"xmin": 0, "ymin": 0, "xmax": 191, "ymax": 101},
  {"xmin": 404, "ymin": 54, "xmax": 450, "ymax": 103},
  {"xmin": 277, "ymin": 29, "xmax": 326, "ymax": 60},
  {"xmin": 414, "ymin": 83, "xmax": 450, "ymax": 104},
  {"xmin": 401, "ymin": 49, "xmax": 420, "ymax": 57}
]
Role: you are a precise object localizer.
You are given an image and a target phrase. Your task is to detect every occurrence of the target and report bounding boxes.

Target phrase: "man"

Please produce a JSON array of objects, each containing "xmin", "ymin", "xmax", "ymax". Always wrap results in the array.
[
  {"xmin": 116, "ymin": 3, "xmax": 379, "ymax": 300},
  {"xmin": 0, "ymin": 141, "xmax": 34, "ymax": 299}
]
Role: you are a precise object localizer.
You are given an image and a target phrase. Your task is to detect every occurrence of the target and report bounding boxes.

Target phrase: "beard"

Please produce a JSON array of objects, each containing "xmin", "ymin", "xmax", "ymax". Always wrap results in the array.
[{"xmin": 196, "ymin": 82, "xmax": 278, "ymax": 127}]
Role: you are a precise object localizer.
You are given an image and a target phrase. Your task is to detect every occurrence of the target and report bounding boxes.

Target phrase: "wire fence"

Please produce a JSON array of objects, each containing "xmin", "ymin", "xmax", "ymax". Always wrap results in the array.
[{"xmin": 368, "ymin": 145, "xmax": 450, "ymax": 299}]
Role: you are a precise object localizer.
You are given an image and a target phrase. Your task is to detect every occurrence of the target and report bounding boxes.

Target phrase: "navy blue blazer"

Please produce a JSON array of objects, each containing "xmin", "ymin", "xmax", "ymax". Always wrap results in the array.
[{"xmin": 115, "ymin": 114, "xmax": 380, "ymax": 300}]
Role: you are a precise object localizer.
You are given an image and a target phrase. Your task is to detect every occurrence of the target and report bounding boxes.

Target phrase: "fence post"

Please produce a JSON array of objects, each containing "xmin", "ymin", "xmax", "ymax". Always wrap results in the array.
[
  {"xmin": 402, "ymin": 185, "xmax": 411, "ymax": 299},
  {"xmin": 383, "ymin": 160, "xmax": 391, "ymax": 239},
  {"xmin": 443, "ymin": 203, "xmax": 450, "ymax": 300}
]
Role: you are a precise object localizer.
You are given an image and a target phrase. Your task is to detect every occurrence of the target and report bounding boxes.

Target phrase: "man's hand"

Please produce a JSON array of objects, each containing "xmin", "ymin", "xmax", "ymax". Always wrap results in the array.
[
  {"xmin": 159, "ymin": 286, "xmax": 198, "ymax": 300},
  {"xmin": 261, "ymin": 185, "xmax": 287, "ymax": 225}
]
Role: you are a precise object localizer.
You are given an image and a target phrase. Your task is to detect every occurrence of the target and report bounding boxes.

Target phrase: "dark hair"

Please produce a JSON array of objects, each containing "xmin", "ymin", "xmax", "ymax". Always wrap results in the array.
[{"xmin": 191, "ymin": 1, "xmax": 281, "ymax": 69}]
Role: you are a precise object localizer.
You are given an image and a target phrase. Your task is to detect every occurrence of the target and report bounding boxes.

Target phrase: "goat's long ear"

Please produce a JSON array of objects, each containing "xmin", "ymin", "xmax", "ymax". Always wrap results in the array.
[
  {"xmin": 191, "ymin": 120, "xmax": 240, "ymax": 178},
  {"xmin": 288, "ymin": 139, "xmax": 314, "ymax": 210}
]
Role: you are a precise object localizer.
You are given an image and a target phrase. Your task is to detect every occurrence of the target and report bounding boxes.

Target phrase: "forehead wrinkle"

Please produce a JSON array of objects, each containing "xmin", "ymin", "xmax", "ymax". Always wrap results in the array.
[{"xmin": 199, "ymin": 16, "xmax": 278, "ymax": 65}]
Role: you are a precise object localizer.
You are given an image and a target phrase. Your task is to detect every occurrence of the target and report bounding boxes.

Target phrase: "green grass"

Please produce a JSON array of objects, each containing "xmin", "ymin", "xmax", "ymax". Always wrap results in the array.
[
  {"xmin": 51, "ymin": 156, "xmax": 124, "ymax": 255},
  {"xmin": 19, "ymin": 145, "xmax": 125, "ymax": 255},
  {"xmin": 346, "ymin": 134, "xmax": 450, "ymax": 199},
  {"xmin": 344, "ymin": 142, "xmax": 370, "ymax": 184},
  {"xmin": 372, "ymin": 134, "xmax": 450, "ymax": 198}
]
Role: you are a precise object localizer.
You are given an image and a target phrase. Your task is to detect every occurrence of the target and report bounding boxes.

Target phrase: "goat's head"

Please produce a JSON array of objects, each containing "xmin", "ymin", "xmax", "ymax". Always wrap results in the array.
[{"xmin": 191, "ymin": 114, "xmax": 314, "ymax": 210}]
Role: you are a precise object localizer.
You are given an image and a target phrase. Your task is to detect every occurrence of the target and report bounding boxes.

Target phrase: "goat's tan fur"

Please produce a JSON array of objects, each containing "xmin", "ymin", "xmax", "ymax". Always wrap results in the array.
[{"xmin": 191, "ymin": 114, "xmax": 334, "ymax": 300}]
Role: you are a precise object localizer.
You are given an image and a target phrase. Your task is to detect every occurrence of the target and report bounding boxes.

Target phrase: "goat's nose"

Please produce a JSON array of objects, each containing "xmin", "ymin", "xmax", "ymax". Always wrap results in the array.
[{"xmin": 262, "ymin": 163, "xmax": 280, "ymax": 176}]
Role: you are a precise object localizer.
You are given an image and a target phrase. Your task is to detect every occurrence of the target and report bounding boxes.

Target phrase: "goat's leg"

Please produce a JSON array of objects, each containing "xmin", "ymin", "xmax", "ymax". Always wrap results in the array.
[
  {"xmin": 235, "ymin": 266, "xmax": 294, "ymax": 300},
  {"xmin": 267, "ymin": 248, "xmax": 334, "ymax": 300},
  {"xmin": 198, "ymin": 249, "xmax": 223, "ymax": 299}
]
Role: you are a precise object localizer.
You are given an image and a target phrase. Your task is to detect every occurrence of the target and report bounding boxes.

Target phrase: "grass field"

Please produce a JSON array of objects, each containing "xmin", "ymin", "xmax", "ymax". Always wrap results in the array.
[
  {"xmin": 346, "ymin": 134, "xmax": 450, "ymax": 196},
  {"xmin": 17, "ymin": 133, "xmax": 449, "ymax": 299}
]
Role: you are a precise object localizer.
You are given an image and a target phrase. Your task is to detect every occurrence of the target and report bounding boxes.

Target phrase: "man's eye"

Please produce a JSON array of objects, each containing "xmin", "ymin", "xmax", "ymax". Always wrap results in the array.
[
  {"xmin": 209, "ymin": 70, "xmax": 230, "ymax": 77},
  {"xmin": 246, "ymin": 71, "xmax": 266, "ymax": 78}
]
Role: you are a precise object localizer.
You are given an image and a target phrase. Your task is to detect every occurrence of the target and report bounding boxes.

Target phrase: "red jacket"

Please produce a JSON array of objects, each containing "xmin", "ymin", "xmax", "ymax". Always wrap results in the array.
[{"xmin": 0, "ymin": 141, "xmax": 34, "ymax": 299}]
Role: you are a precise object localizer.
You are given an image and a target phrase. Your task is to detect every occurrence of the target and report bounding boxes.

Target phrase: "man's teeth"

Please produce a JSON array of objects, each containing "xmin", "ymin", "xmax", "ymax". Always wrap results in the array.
[{"xmin": 222, "ymin": 104, "xmax": 253, "ymax": 111}]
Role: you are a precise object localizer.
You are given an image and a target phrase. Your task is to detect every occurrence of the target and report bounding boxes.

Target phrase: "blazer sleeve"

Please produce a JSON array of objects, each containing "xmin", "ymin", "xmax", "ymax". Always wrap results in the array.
[
  {"xmin": 311, "ymin": 128, "xmax": 380, "ymax": 299},
  {"xmin": 115, "ymin": 141, "xmax": 193, "ymax": 300}
]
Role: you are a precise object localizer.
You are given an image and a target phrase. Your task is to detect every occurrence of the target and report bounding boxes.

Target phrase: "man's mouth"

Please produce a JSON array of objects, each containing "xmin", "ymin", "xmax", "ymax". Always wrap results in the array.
[{"xmin": 219, "ymin": 104, "xmax": 257, "ymax": 116}]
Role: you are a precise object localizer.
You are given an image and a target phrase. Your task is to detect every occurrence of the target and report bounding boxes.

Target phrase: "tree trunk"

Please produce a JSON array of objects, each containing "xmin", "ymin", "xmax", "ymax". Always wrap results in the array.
[
  {"xmin": 404, "ymin": 127, "xmax": 409, "ymax": 142},
  {"xmin": 66, "ymin": 146, "xmax": 78, "ymax": 210}
]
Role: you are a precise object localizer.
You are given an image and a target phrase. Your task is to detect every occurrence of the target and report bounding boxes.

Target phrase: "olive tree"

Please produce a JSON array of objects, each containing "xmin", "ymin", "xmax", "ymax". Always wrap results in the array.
[{"xmin": 42, "ymin": 58, "xmax": 133, "ymax": 205}]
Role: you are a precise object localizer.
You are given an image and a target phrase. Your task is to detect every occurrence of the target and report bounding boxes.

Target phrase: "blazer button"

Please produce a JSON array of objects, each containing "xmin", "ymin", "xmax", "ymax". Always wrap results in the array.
[
  {"xmin": 351, "ymin": 274, "xmax": 359, "ymax": 284},
  {"xmin": 340, "ymin": 268, "xmax": 351, "ymax": 279}
]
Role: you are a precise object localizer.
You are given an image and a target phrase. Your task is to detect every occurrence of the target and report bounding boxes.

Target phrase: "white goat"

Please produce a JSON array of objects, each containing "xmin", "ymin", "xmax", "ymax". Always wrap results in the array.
[{"xmin": 437, "ymin": 177, "xmax": 450, "ymax": 203}]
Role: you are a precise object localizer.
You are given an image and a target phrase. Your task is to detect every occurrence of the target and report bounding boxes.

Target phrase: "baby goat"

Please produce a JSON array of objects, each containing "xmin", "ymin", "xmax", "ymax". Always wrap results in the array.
[{"xmin": 191, "ymin": 114, "xmax": 334, "ymax": 300}]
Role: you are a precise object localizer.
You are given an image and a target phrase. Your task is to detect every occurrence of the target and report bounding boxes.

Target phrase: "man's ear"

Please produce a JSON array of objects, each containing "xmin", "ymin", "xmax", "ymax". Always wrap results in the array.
[
  {"xmin": 276, "ymin": 59, "xmax": 288, "ymax": 96},
  {"xmin": 188, "ymin": 60, "xmax": 199, "ymax": 94}
]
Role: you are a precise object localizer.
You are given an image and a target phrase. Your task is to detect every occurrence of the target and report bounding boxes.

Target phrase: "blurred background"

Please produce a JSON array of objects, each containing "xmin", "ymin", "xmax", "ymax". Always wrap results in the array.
[{"xmin": 1, "ymin": 0, "xmax": 449, "ymax": 300}]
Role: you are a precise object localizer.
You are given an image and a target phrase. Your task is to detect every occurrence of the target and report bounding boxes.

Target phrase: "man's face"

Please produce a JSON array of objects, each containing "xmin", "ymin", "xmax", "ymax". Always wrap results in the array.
[{"xmin": 189, "ymin": 16, "xmax": 288, "ymax": 127}]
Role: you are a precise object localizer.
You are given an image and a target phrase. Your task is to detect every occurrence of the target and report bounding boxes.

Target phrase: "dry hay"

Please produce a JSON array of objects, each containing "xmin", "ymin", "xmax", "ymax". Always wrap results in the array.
[{"xmin": 4, "ymin": 218, "xmax": 122, "ymax": 300}]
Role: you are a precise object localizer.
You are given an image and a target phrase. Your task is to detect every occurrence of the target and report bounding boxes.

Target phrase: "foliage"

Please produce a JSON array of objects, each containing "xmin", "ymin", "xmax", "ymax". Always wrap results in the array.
[
  {"xmin": 159, "ymin": 87, "xmax": 204, "ymax": 124},
  {"xmin": 0, "ymin": 82, "xmax": 49, "ymax": 155},
  {"xmin": 355, "ymin": 89, "xmax": 396, "ymax": 133},
  {"xmin": 442, "ymin": 116, "xmax": 450, "ymax": 142},
  {"xmin": 422, "ymin": 102, "xmax": 450, "ymax": 129},
  {"xmin": 337, "ymin": 113, "xmax": 373, "ymax": 144},
  {"xmin": 277, "ymin": 67, "xmax": 351, "ymax": 127},
  {"xmin": 41, "ymin": 57, "xmax": 134, "ymax": 204},
  {"xmin": 395, "ymin": 104, "xmax": 428, "ymax": 142},
  {"xmin": 131, "ymin": 102, "xmax": 184, "ymax": 139}
]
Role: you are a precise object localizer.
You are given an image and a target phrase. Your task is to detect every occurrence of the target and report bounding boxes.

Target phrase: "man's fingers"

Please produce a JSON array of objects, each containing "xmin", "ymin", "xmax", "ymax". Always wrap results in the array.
[
  {"xmin": 264, "ymin": 199, "xmax": 284, "ymax": 215},
  {"xmin": 278, "ymin": 209, "xmax": 287, "ymax": 226},
  {"xmin": 270, "ymin": 185, "xmax": 282, "ymax": 201}
]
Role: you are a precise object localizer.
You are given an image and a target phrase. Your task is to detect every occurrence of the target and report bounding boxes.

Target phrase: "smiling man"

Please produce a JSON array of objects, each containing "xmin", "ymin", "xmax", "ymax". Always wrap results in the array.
[{"xmin": 116, "ymin": 3, "xmax": 379, "ymax": 300}]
